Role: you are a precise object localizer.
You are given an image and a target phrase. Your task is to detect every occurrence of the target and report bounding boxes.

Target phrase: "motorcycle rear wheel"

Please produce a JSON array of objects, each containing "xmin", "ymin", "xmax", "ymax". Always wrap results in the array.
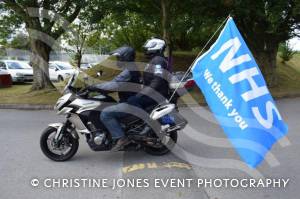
[
  {"xmin": 144, "ymin": 131, "xmax": 177, "ymax": 156},
  {"xmin": 40, "ymin": 127, "xmax": 79, "ymax": 161}
]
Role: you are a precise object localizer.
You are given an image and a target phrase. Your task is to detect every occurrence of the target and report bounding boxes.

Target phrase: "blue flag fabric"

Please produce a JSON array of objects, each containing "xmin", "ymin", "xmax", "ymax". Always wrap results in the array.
[{"xmin": 192, "ymin": 17, "xmax": 288, "ymax": 168}]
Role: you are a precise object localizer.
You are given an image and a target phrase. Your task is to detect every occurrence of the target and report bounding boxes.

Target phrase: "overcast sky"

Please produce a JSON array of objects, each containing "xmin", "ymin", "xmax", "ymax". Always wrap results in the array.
[{"xmin": 290, "ymin": 37, "xmax": 300, "ymax": 51}]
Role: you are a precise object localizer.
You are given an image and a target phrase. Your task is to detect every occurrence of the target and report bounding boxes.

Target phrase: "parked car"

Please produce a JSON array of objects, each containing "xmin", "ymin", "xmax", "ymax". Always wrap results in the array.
[
  {"xmin": 0, "ymin": 60, "xmax": 33, "ymax": 82},
  {"xmin": 80, "ymin": 63, "xmax": 94, "ymax": 70},
  {"xmin": 49, "ymin": 61, "xmax": 76, "ymax": 82},
  {"xmin": 169, "ymin": 71, "xmax": 195, "ymax": 90}
]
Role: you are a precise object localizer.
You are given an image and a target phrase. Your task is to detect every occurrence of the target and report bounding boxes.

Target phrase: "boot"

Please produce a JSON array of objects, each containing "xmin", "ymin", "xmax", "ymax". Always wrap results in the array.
[{"xmin": 111, "ymin": 137, "xmax": 129, "ymax": 152}]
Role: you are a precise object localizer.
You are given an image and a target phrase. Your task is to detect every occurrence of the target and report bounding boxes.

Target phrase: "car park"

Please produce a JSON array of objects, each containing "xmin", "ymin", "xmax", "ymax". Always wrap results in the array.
[
  {"xmin": 49, "ymin": 61, "xmax": 76, "ymax": 82},
  {"xmin": 0, "ymin": 60, "xmax": 33, "ymax": 83}
]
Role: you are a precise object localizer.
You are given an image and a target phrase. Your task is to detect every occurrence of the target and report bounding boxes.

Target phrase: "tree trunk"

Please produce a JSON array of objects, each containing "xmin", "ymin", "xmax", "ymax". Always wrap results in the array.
[
  {"xmin": 76, "ymin": 52, "xmax": 82, "ymax": 69},
  {"xmin": 161, "ymin": 0, "xmax": 172, "ymax": 69},
  {"xmin": 251, "ymin": 43, "xmax": 279, "ymax": 88},
  {"xmin": 30, "ymin": 38, "xmax": 55, "ymax": 90}
]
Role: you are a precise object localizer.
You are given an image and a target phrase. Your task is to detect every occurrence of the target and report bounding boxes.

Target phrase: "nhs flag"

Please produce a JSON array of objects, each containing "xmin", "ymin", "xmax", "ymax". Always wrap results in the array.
[{"xmin": 192, "ymin": 17, "xmax": 288, "ymax": 168}]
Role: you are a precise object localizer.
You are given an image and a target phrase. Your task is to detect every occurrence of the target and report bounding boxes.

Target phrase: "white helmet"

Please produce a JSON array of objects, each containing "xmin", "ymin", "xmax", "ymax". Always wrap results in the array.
[{"xmin": 143, "ymin": 38, "xmax": 166, "ymax": 57}]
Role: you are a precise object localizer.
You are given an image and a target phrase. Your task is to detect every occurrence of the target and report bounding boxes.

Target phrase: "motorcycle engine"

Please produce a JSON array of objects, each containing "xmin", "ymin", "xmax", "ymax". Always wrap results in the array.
[
  {"xmin": 94, "ymin": 133, "xmax": 105, "ymax": 145},
  {"xmin": 86, "ymin": 122, "xmax": 110, "ymax": 151},
  {"xmin": 87, "ymin": 131, "xmax": 109, "ymax": 151}
]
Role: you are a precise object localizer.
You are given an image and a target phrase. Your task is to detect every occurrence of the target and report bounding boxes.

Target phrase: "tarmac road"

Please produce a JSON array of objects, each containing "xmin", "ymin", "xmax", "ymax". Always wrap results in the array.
[{"xmin": 0, "ymin": 97, "xmax": 299, "ymax": 199}]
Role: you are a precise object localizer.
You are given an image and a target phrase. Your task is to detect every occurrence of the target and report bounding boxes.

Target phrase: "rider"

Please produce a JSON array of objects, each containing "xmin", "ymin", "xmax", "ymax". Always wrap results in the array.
[
  {"xmin": 130, "ymin": 37, "xmax": 170, "ymax": 108},
  {"xmin": 88, "ymin": 46, "xmax": 141, "ymax": 102},
  {"xmin": 100, "ymin": 38, "xmax": 170, "ymax": 151}
]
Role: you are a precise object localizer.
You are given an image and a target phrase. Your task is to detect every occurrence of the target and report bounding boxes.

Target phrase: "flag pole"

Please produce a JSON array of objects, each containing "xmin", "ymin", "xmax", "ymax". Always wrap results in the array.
[{"xmin": 168, "ymin": 15, "xmax": 231, "ymax": 103}]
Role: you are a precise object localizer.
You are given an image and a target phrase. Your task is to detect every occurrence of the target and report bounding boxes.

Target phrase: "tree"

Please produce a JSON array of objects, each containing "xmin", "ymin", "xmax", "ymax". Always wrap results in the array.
[
  {"xmin": 64, "ymin": 22, "xmax": 90, "ymax": 69},
  {"xmin": 94, "ymin": 12, "xmax": 155, "ymax": 51},
  {"xmin": 126, "ymin": 0, "xmax": 174, "ymax": 58},
  {"xmin": 2, "ymin": 0, "xmax": 85, "ymax": 90},
  {"xmin": 63, "ymin": 1, "xmax": 111, "ymax": 68},
  {"xmin": 108, "ymin": 0, "xmax": 299, "ymax": 87},
  {"xmin": 209, "ymin": 0, "xmax": 300, "ymax": 86},
  {"xmin": 94, "ymin": 0, "xmax": 210, "ymax": 56},
  {"xmin": 160, "ymin": 0, "xmax": 172, "ymax": 58},
  {"xmin": 86, "ymin": 0, "xmax": 207, "ymax": 55}
]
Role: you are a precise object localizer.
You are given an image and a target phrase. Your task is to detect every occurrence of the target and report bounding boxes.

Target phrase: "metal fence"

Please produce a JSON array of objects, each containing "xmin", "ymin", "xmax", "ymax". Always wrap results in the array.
[{"xmin": 0, "ymin": 48, "xmax": 108, "ymax": 64}]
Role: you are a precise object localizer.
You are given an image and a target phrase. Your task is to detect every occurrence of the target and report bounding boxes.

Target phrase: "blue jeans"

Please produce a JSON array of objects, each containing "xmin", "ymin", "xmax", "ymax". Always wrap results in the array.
[{"xmin": 100, "ymin": 97, "xmax": 142, "ymax": 140}]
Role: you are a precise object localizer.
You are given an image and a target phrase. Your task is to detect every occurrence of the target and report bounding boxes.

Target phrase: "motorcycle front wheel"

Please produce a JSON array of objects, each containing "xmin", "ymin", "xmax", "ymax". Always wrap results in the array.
[
  {"xmin": 144, "ymin": 131, "xmax": 177, "ymax": 156},
  {"xmin": 40, "ymin": 127, "xmax": 79, "ymax": 161}
]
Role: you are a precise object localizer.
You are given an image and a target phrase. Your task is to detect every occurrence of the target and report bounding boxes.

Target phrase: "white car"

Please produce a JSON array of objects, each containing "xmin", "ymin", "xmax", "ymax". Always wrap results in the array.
[
  {"xmin": 80, "ymin": 63, "xmax": 94, "ymax": 70},
  {"xmin": 49, "ymin": 61, "xmax": 76, "ymax": 82},
  {"xmin": 0, "ymin": 60, "xmax": 33, "ymax": 82},
  {"xmin": 169, "ymin": 71, "xmax": 194, "ymax": 89}
]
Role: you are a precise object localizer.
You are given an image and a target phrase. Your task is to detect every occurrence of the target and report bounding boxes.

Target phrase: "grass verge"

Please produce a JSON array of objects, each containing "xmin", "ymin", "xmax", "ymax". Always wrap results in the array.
[{"xmin": 0, "ymin": 83, "xmax": 61, "ymax": 105}]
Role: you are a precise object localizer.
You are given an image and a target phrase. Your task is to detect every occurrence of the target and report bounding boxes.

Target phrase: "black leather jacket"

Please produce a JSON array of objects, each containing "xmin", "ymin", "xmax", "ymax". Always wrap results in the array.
[{"xmin": 137, "ymin": 55, "xmax": 169, "ymax": 107}]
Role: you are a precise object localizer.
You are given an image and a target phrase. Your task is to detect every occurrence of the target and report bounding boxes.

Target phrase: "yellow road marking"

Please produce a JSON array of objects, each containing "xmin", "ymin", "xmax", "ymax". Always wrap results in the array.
[
  {"xmin": 122, "ymin": 162, "xmax": 192, "ymax": 174},
  {"xmin": 162, "ymin": 162, "xmax": 192, "ymax": 170},
  {"xmin": 122, "ymin": 163, "xmax": 145, "ymax": 173}
]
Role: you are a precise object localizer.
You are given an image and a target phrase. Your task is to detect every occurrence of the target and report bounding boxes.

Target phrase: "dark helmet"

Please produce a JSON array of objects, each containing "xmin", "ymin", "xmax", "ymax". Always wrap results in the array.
[
  {"xmin": 143, "ymin": 38, "xmax": 166, "ymax": 58},
  {"xmin": 110, "ymin": 46, "xmax": 135, "ymax": 62}
]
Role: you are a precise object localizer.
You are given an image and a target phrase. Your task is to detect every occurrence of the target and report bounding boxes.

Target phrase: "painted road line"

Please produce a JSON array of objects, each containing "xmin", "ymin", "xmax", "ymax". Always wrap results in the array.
[{"xmin": 122, "ymin": 161, "xmax": 192, "ymax": 174}]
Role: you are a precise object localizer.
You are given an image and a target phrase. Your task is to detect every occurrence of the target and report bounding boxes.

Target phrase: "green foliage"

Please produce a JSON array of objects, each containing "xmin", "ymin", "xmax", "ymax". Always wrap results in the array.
[
  {"xmin": 121, "ymin": 1, "xmax": 215, "ymax": 51},
  {"xmin": 9, "ymin": 33, "xmax": 30, "ymax": 50},
  {"xmin": 200, "ymin": 0, "xmax": 300, "ymax": 86},
  {"xmin": 214, "ymin": 0, "xmax": 300, "ymax": 51},
  {"xmin": 95, "ymin": 12, "xmax": 156, "ymax": 51},
  {"xmin": 279, "ymin": 42, "xmax": 296, "ymax": 63},
  {"xmin": 0, "ymin": 4, "xmax": 22, "ymax": 46}
]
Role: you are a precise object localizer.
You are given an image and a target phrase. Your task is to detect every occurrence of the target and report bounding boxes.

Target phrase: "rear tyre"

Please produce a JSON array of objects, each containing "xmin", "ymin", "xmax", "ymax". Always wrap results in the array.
[
  {"xmin": 40, "ymin": 127, "xmax": 79, "ymax": 161},
  {"xmin": 144, "ymin": 131, "xmax": 177, "ymax": 156}
]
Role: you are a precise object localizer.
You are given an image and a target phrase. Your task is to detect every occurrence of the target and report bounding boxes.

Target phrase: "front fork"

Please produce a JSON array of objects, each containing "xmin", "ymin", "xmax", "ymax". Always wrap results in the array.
[{"xmin": 48, "ymin": 120, "xmax": 79, "ymax": 143}]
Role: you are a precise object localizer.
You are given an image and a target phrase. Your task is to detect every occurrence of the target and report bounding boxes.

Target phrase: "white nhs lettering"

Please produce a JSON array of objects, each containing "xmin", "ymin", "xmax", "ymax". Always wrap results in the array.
[
  {"xmin": 211, "ymin": 37, "xmax": 282, "ymax": 129},
  {"xmin": 211, "ymin": 37, "xmax": 251, "ymax": 73}
]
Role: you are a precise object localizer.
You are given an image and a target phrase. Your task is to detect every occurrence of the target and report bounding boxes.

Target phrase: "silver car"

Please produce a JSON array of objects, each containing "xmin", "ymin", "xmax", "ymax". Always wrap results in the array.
[{"xmin": 0, "ymin": 60, "xmax": 33, "ymax": 82}]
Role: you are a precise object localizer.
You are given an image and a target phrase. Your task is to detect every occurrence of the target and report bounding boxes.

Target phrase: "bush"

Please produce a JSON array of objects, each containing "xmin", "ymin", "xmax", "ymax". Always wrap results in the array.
[{"xmin": 279, "ymin": 42, "xmax": 295, "ymax": 63}]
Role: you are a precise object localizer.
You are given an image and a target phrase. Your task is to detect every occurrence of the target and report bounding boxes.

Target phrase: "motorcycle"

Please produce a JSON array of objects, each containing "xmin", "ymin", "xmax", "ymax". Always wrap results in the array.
[{"xmin": 40, "ymin": 70, "xmax": 191, "ymax": 161}]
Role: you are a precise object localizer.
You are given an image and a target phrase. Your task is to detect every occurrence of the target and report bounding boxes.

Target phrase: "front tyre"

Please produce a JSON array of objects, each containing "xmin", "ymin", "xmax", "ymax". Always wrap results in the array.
[
  {"xmin": 144, "ymin": 131, "xmax": 177, "ymax": 156},
  {"xmin": 40, "ymin": 127, "xmax": 79, "ymax": 161}
]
